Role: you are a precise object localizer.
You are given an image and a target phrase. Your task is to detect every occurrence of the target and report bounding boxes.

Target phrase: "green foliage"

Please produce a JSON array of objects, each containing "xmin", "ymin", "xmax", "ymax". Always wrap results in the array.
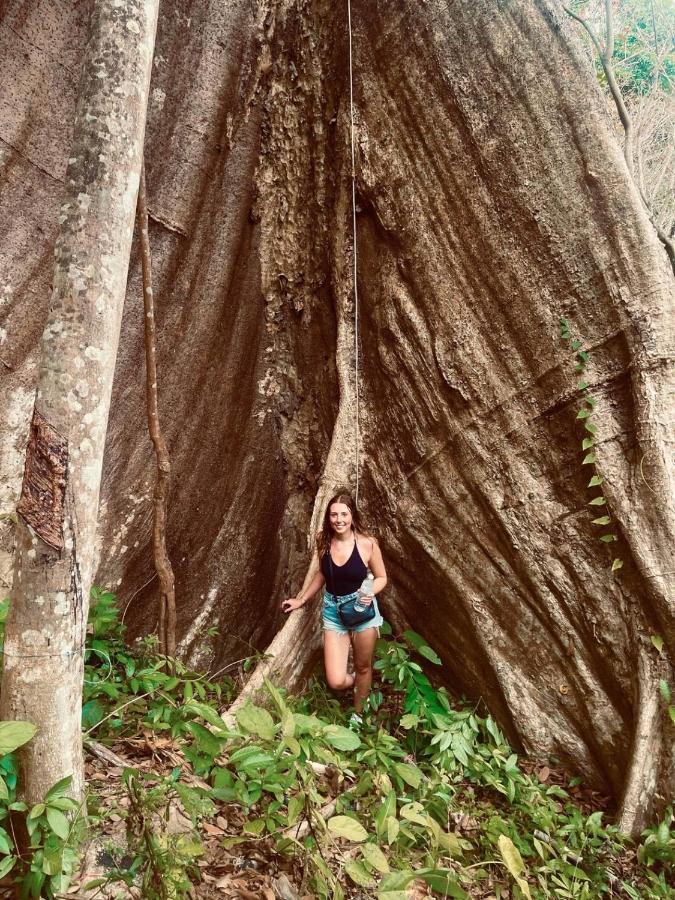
[
  {"xmin": 83, "ymin": 587, "xmax": 237, "ymax": 749},
  {"xmin": 559, "ymin": 318, "xmax": 623, "ymax": 573},
  {"xmin": 2, "ymin": 587, "xmax": 672, "ymax": 897},
  {"xmin": 571, "ymin": 0, "xmax": 675, "ymax": 96},
  {"xmin": 113, "ymin": 769, "xmax": 209, "ymax": 899},
  {"xmin": 0, "ymin": 744, "xmax": 82, "ymax": 899}
]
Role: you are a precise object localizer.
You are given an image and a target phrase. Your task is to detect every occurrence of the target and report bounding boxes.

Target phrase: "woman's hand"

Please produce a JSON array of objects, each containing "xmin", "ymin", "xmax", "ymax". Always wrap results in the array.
[
  {"xmin": 359, "ymin": 592, "xmax": 374, "ymax": 606},
  {"xmin": 282, "ymin": 596, "xmax": 304, "ymax": 613}
]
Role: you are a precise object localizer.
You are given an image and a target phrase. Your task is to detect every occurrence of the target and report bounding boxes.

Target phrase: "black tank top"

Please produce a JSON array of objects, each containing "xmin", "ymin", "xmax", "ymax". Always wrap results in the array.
[{"xmin": 321, "ymin": 537, "xmax": 368, "ymax": 596}]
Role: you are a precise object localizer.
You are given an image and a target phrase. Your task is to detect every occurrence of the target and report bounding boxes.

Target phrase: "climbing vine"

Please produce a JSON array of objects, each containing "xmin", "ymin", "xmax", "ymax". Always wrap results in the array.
[{"xmin": 559, "ymin": 318, "xmax": 623, "ymax": 573}]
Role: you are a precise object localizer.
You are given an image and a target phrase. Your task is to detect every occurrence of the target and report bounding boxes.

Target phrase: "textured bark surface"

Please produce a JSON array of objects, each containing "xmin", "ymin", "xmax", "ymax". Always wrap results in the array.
[
  {"xmin": 0, "ymin": 0, "xmax": 673, "ymax": 828},
  {"xmin": 0, "ymin": 0, "xmax": 158, "ymax": 802}
]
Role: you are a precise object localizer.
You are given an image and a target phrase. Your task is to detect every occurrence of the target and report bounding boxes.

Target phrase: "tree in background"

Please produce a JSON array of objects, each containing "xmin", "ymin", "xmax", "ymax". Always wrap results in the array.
[
  {"xmin": 571, "ymin": 0, "xmax": 674, "ymax": 236},
  {"xmin": 0, "ymin": 0, "xmax": 159, "ymax": 803}
]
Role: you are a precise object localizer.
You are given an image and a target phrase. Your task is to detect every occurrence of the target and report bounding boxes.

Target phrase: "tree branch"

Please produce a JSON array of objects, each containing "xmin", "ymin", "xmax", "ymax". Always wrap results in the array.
[
  {"xmin": 136, "ymin": 161, "xmax": 177, "ymax": 658},
  {"xmin": 564, "ymin": 3, "xmax": 675, "ymax": 271}
]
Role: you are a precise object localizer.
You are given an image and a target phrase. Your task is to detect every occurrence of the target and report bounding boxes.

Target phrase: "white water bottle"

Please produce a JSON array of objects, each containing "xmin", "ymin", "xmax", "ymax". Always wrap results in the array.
[{"xmin": 354, "ymin": 575, "xmax": 374, "ymax": 612}]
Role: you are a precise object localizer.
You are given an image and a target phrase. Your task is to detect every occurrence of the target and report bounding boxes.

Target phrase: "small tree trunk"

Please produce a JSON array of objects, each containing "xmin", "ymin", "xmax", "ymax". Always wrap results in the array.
[
  {"xmin": 0, "ymin": 0, "xmax": 159, "ymax": 803},
  {"xmin": 136, "ymin": 161, "xmax": 176, "ymax": 658}
]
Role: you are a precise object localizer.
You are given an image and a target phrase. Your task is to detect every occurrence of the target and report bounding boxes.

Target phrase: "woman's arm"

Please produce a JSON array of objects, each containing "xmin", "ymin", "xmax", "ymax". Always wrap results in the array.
[
  {"xmin": 281, "ymin": 548, "xmax": 326, "ymax": 612},
  {"xmin": 366, "ymin": 537, "xmax": 387, "ymax": 596}
]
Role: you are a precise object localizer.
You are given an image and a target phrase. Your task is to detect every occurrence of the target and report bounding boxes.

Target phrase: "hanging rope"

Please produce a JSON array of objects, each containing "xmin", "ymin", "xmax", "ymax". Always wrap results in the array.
[{"xmin": 347, "ymin": 0, "xmax": 360, "ymax": 506}]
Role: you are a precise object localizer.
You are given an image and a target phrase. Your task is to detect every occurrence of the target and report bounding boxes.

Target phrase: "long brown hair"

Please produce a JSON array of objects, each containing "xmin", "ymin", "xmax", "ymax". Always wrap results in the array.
[{"xmin": 316, "ymin": 491, "xmax": 366, "ymax": 558}]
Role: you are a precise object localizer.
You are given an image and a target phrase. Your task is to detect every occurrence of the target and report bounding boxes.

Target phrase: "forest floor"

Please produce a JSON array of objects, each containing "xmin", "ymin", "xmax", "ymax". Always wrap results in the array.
[{"xmin": 1, "ymin": 589, "xmax": 673, "ymax": 899}]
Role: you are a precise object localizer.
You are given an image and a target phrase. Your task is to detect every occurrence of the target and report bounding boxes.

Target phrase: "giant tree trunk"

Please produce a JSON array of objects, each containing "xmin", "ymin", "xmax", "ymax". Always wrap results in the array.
[
  {"xmin": 0, "ymin": 0, "xmax": 673, "ymax": 832},
  {"xmin": 0, "ymin": 0, "xmax": 158, "ymax": 802}
]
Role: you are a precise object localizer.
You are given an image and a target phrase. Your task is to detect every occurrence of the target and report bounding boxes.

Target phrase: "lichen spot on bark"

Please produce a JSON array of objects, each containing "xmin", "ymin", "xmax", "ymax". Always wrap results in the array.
[{"xmin": 16, "ymin": 410, "xmax": 68, "ymax": 552}]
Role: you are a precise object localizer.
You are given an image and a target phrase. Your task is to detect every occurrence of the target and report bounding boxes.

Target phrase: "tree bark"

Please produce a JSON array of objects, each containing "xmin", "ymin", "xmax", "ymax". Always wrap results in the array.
[{"xmin": 0, "ymin": 0, "xmax": 158, "ymax": 803}]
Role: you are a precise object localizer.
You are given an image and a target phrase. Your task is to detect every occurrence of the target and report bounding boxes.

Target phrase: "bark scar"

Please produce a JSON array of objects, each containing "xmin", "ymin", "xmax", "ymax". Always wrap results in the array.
[{"xmin": 16, "ymin": 410, "xmax": 68, "ymax": 551}]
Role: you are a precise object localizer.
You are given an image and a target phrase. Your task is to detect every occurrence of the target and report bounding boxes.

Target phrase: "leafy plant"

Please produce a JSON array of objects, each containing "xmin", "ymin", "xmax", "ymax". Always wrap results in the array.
[
  {"xmin": 0, "ymin": 726, "xmax": 81, "ymax": 898},
  {"xmin": 560, "ymin": 318, "xmax": 623, "ymax": 572}
]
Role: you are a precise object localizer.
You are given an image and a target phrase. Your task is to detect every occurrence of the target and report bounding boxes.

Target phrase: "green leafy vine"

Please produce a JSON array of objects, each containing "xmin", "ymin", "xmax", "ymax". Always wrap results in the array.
[{"xmin": 559, "ymin": 318, "xmax": 623, "ymax": 573}]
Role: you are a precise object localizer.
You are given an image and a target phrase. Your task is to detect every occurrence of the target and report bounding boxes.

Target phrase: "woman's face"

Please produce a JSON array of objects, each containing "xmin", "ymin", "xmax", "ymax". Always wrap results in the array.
[{"xmin": 329, "ymin": 503, "xmax": 353, "ymax": 535}]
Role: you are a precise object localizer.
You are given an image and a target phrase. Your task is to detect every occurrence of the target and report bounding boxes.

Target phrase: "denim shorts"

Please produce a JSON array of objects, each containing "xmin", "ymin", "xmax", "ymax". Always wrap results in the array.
[{"xmin": 322, "ymin": 590, "xmax": 384, "ymax": 635}]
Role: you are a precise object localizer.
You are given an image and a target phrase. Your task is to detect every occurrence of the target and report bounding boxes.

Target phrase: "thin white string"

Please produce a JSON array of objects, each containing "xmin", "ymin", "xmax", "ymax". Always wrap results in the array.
[
  {"xmin": 0, "ymin": 647, "xmax": 84, "ymax": 659},
  {"xmin": 347, "ymin": 0, "xmax": 360, "ymax": 507}
]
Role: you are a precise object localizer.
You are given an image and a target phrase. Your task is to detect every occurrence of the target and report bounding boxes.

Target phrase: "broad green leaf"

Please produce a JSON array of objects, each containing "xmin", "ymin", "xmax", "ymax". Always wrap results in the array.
[
  {"xmin": 400, "ymin": 802, "xmax": 427, "ymax": 826},
  {"xmin": 327, "ymin": 815, "xmax": 368, "ymax": 842},
  {"xmin": 417, "ymin": 869, "xmax": 468, "ymax": 898},
  {"xmin": 235, "ymin": 703, "xmax": 275, "ymax": 741},
  {"xmin": 438, "ymin": 829, "xmax": 464, "ymax": 856},
  {"xmin": 45, "ymin": 807, "xmax": 69, "ymax": 840},
  {"xmin": 344, "ymin": 859, "xmax": 375, "ymax": 887},
  {"xmin": 576, "ymin": 408, "xmax": 590, "ymax": 419},
  {"xmin": 0, "ymin": 778, "xmax": 7, "ymax": 801},
  {"xmin": 584, "ymin": 422, "xmax": 597, "ymax": 434},
  {"xmin": 426, "ymin": 816, "xmax": 464, "ymax": 857},
  {"xmin": 582, "ymin": 437, "xmax": 594, "ymax": 450},
  {"xmin": 378, "ymin": 870, "xmax": 416, "ymax": 892},
  {"xmin": 498, "ymin": 835, "xmax": 532, "ymax": 899},
  {"xmin": 243, "ymin": 818, "xmax": 265, "ymax": 835},
  {"xmin": 361, "ymin": 841, "xmax": 390, "ymax": 873},
  {"xmin": 293, "ymin": 713, "xmax": 322, "ymax": 734},
  {"xmin": 0, "ymin": 829, "xmax": 11, "ymax": 855},
  {"xmin": 322, "ymin": 724, "xmax": 360, "ymax": 751},
  {"xmin": 399, "ymin": 714, "xmax": 419, "ymax": 729},
  {"xmin": 418, "ymin": 644, "xmax": 442, "ymax": 665},
  {"xmin": 592, "ymin": 516, "xmax": 611, "ymax": 525},
  {"xmin": 287, "ymin": 794, "xmax": 304, "ymax": 826},
  {"xmin": 284, "ymin": 735, "xmax": 301, "ymax": 755},
  {"xmin": 578, "ymin": 380, "xmax": 589, "ymax": 390},
  {"xmin": 658, "ymin": 680, "xmax": 671, "ymax": 704},
  {"xmin": 185, "ymin": 722, "xmax": 224, "ymax": 758},
  {"xmin": 485, "ymin": 715, "xmax": 505, "ymax": 746},
  {"xmin": 386, "ymin": 816, "xmax": 399, "ymax": 845},
  {"xmin": 588, "ymin": 496, "xmax": 606, "ymax": 506},
  {"xmin": 0, "ymin": 721, "xmax": 37, "ymax": 756},
  {"xmin": 183, "ymin": 701, "xmax": 232, "ymax": 731},
  {"xmin": 228, "ymin": 745, "xmax": 274, "ymax": 771},
  {"xmin": 281, "ymin": 707, "xmax": 295, "ymax": 739},
  {"xmin": 393, "ymin": 762, "xmax": 422, "ymax": 788},
  {"xmin": 263, "ymin": 677, "xmax": 288, "ymax": 718},
  {"xmin": 402, "ymin": 630, "xmax": 440, "ymax": 663},
  {"xmin": 571, "ymin": 339, "xmax": 582, "ymax": 351},
  {"xmin": 611, "ymin": 558, "xmax": 623, "ymax": 571},
  {"xmin": 29, "ymin": 803, "xmax": 45, "ymax": 820},
  {"xmin": 651, "ymin": 635, "xmax": 664, "ymax": 654},
  {"xmin": 375, "ymin": 790, "xmax": 396, "ymax": 839},
  {"xmin": 582, "ymin": 452, "xmax": 596, "ymax": 465},
  {"xmin": 0, "ymin": 854, "xmax": 16, "ymax": 879},
  {"xmin": 44, "ymin": 776, "xmax": 73, "ymax": 802},
  {"xmin": 588, "ymin": 475, "xmax": 604, "ymax": 487},
  {"xmin": 599, "ymin": 534, "xmax": 617, "ymax": 542}
]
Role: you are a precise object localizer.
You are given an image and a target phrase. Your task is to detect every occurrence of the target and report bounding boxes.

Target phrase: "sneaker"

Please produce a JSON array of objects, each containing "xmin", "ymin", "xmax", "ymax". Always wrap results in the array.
[{"xmin": 348, "ymin": 712, "xmax": 363, "ymax": 730}]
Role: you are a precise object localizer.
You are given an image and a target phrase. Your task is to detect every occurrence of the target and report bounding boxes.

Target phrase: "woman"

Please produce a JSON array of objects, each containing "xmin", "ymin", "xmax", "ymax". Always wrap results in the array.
[{"xmin": 282, "ymin": 492, "xmax": 387, "ymax": 721}]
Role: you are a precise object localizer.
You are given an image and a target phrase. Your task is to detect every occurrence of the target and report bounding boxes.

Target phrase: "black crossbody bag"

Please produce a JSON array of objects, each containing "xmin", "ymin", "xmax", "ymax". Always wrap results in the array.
[{"xmin": 328, "ymin": 536, "xmax": 376, "ymax": 629}]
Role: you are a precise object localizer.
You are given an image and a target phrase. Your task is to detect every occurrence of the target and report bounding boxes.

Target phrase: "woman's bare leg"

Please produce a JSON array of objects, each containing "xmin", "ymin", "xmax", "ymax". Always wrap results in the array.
[
  {"xmin": 352, "ymin": 627, "xmax": 378, "ymax": 713},
  {"xmin": 323, "ymin": 630, "xmax": 355, "ymax": 692}
]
